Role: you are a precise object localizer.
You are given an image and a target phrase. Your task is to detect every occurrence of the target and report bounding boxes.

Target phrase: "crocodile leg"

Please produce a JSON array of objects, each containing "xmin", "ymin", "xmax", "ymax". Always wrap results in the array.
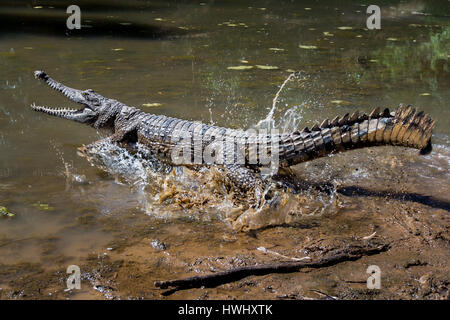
[
  {"xmin": 76, "ymin": 132, "xmax": 145, "ymax": 171},
  {"xmin": 222, "ymin": 164, "xmax": 264, "ymax": 207},
  {"xmin": 77, "ymin": 135, "xmax": 121, "ymax": 164}
]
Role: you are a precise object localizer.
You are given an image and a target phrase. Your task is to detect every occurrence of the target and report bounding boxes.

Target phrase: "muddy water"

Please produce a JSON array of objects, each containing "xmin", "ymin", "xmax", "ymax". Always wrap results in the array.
[{"xmin": 0, "ymin": 1, "xmax": 449, "ymax": 299}]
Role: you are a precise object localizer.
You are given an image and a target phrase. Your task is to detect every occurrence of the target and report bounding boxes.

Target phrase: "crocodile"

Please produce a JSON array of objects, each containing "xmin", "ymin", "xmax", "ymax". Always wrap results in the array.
[{"xmin": 31, "ymin": 70, "xmax": 435, "ymax": 196}]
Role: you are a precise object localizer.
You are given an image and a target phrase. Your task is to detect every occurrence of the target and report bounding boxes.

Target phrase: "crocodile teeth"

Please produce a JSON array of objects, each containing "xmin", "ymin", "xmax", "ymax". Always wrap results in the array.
[{"xmin": 31, "ymin": 104, "xmax": 78, "ymax": 114}]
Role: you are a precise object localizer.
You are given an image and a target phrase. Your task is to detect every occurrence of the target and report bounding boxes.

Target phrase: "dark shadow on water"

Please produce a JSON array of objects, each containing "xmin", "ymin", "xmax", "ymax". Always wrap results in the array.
[
  {"xmin": 0, "ymin": 11, "xmax": 189, "ymax": 39},
  {"xmin": 273, "ymin": 174, "xmax": 450, "ymax": 211},
  {"xmin": 337, "ymin": 186, "xmax": 450, "ymax": 212},
  {"xmin": 272, "ymin": 173, "xmax": 336, "ymax": 195},
  {"xmin": 1, "ymin": 0, "xmax": 162, "ymax": 12}
]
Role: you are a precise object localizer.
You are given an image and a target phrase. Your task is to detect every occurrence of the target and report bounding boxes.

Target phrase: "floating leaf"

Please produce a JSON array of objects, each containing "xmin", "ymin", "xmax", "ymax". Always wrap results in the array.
[
  {"xmin": 142, "ymin": 103, "xmax": 163, "ymax": 107},
  {"xmin": 323, "ymin": 31, "xmax": 334, "ymax": 37},
  {"xmin": 239, "ymin": 60, "xmax": 249, "ymax": 63},
  {"xmin": 119, "ymin": 22, "xmax": 132, "ymax": 26},
  {"xmin": 154, "ymin": 18, "xmax": 164, "ymax": 21},
  {"xmin": 33, "ymin": 203, "xmax": 54, "ymax": 211},
  {"xmin": 304, "ymin": 8, "xmax": 311, "ymax": 10},
  {"xmin": 255, "ymin": 65, "xmax": 279, "ymax": 70},
  {"xmin": 112, "ymin": 48, "xmax": 124, "ymax": 51},
  {"xmin": 227, "ymin": 65, "xmax": 254, "ymax": 70},
  {"xmin": 331, "ymin": 100, "xmax": 351, "ymax": 105},
  {"xmin": 0, "ymin": 206, "xmax": 15, "ymax": 217},
  {"xmin": 419, "ymin": 93, "xmax": 431, "ymax": 96},
  {"xmin": 411, "ymin": 11, "xmax": 431, "ymax": 16},
  {"xmin": 285, "ymin": 69, "xmax": 296, "ymax": 73},
  {"xmin": 81, "ymin": 59, "xmax": 104, "ymax": 64},
  {"xmin": 338, "ymin": 26, "xmax": 353, "ymax": 30},
  {"xmin": 269, "ymin": 48, "xmax": 285, "ymax": 51},
  {"xmin": 299, "ymin": 44, "xmax": 318, "ymax": 49},
  {"xmin": 387, "ymin": 38, "xmax": 398, "ymax": 41}
]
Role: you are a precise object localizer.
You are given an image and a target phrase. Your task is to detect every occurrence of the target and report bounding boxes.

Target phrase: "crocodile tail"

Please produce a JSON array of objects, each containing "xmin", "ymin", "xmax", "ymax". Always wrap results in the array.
[
  {"xmin": 386, "ymin": 104, "xmax": 435, "ymax": 154},
  {"xmin": 279, "ymin": 104, "xmax": 435, "ymax": 167}
]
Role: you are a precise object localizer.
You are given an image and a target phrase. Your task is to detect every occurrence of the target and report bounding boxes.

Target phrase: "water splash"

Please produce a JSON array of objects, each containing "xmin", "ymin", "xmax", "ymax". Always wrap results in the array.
[
  {"xmin": 51, "ymin": 141, "xmax": 89, "ymax": 189},
  {"xmin": 255, "ymin": 72, "xmax": 310, "ymax": 133},
  {"xmin": 278, "ymin": 104, "xmax": 306, "ymax": 133},
  {"xmin": 72, "ymin": 138, "xmax": 336, "ymax": 230},
  {"xmin": 256, "ymin": 72, "xmax": 296, "ymax": 131}
]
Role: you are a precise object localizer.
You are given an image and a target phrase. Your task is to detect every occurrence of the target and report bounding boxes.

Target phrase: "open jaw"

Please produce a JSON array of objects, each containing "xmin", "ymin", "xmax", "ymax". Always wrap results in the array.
[{"xmin": 31, "ymin": 70, "xmax": 95, "ymax": 121}]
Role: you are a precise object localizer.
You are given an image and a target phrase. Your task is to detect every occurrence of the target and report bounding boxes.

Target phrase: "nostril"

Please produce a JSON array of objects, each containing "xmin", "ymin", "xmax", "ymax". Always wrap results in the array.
[{"xmin": 34, "ymin": 70, "xmax": 48, "ymax": 80}]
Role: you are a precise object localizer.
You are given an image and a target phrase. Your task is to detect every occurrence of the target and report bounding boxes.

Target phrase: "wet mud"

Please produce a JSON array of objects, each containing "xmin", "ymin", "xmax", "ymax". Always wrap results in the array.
[
  {"xmin": 1, "ymin": 147, "xmax": 448, "ymax": 300},
  {"xmin": 0, "ymin": 0, "xmax": 449, "ymax": 300}
]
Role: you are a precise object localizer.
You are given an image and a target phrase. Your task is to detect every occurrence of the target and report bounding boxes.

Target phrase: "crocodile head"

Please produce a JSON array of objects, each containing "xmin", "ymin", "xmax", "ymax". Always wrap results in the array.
[{"xmin": 31, "ymin": 70, "xmax": 118, "ymax": 127}]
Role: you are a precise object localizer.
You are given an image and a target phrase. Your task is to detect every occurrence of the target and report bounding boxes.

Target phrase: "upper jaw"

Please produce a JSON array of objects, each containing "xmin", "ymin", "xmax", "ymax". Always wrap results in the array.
[{"xmin": 34, "ymin": 70, "xmax": 87, "ymax": 104}]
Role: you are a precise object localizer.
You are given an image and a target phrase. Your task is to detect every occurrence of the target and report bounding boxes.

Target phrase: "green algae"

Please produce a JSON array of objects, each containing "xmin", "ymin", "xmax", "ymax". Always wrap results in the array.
[{"xmin": 0, "ymin": 206, "xmax": 15, "ymax": 217}]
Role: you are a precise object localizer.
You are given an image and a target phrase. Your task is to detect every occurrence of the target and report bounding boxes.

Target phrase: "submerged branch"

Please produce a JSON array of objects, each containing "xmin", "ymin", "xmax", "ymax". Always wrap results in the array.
[
  {"xmin": 0, "ymin": 237, "xmax": 34, "ymax": 248},
  {"xmin": 155, "ymin": 241, "xmax": 390, "ymax": 293}
]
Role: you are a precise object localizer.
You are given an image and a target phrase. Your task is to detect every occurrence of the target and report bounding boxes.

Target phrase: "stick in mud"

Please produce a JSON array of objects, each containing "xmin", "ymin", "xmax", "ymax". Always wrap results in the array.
[{"xmin": 155, "ymin": 241, "xmax": 390, "ymax": 293}]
